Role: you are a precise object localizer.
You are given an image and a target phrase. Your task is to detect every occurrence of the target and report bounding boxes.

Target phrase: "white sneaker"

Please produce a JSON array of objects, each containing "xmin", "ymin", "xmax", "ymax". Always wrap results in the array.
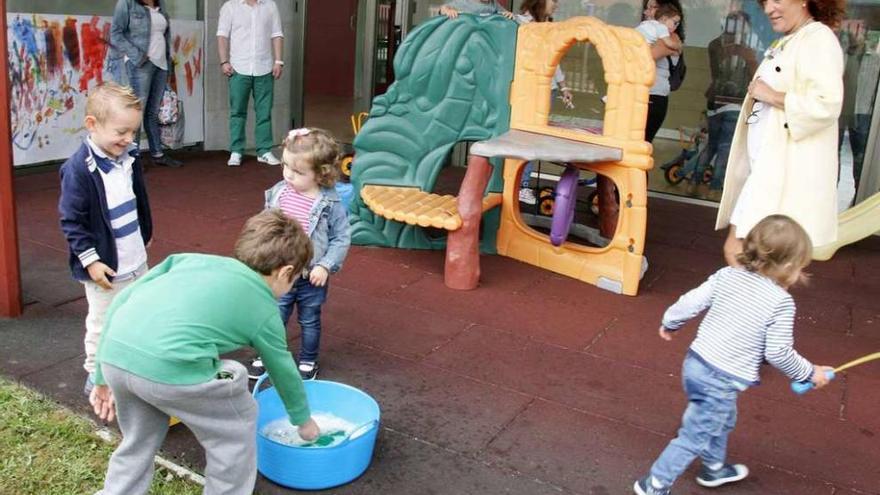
[
  {"xmin": 227, "ymin": 152, "xmax": 242, "ymax": 167},
  {"xmin": 519, "ymin": 188, "xmax": 537, "ymax": 205},
  {"xmin": 247, "ymin": 358, "xmax": 265, "ymax": 380},
  {"xmin": 257, "ymin": 152, "xmax": 281, "ymax": 166}
]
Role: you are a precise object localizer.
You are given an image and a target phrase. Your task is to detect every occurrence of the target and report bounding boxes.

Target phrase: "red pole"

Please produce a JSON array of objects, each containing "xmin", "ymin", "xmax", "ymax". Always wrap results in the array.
[
  {"xmin": 0, "ymin": 0, "xmax": 24, "ymax": 317},
  {"xmin": 445, "ymin": 155, "xmax": 493, "ymax": 290}
]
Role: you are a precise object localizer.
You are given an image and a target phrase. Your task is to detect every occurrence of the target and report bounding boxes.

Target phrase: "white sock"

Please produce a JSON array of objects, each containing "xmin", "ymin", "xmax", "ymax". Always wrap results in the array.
[
  {"xmin": 650, "ymin": 476, "xmax": 664, "ymax": 489},
  {"xmin": 706, "ymin": 462, "xmax": 724, "ymax": 471}
]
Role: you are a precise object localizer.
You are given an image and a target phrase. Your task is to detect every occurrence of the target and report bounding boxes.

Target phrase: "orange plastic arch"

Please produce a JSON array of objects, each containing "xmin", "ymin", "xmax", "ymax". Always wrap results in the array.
[{"xmin": 497, "ymin": 17, "xmax": 655, "ymax": 295}]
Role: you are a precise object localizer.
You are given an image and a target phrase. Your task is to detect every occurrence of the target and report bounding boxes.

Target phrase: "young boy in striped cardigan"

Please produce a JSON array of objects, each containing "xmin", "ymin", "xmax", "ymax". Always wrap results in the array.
[
  {"xmin": 59, "ymin": 82, "xmax": 153, "ymax": 399},
  {"xmin": 633, "ymin": 215, "xmax": 833, "ymax": 495}
]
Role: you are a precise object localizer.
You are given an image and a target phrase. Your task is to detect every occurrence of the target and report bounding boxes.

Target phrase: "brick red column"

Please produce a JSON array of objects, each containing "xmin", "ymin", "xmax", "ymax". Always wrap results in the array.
[
  {"xmin": 445, "ymin": 155, "xmax": 493, "ymax": 290},
  {"xmin": 0, "ymin": 0, "xmax": 23, "ymax": 317}
]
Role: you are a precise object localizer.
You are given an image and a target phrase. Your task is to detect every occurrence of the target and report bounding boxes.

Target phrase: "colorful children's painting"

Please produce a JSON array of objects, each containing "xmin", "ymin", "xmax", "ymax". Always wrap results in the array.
[{"xmin": 6, "ymin": 13, "xmax": 204, "ymax": 166}]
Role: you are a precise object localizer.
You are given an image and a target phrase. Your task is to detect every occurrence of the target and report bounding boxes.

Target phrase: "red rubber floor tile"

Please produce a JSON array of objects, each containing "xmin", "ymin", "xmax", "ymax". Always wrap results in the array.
[
  {"xmin": 485, "ymin": 398, "xmax": 838, "ymax": 495},
  {"xmin": 423, "ymin": 325, "xmax": 687, "ymax": 433},
  {"xmin": 734, "ymin": 392, "xmax": 880, "ymax": 494},
  {"xmin": 322, "ymin": 286, "xmax": 471, "ymax": 360},
  {"xmin": 333, "ymin": 249, "xmax": 432, "ymax": 297},
  {"xmin": 388, "ymin": 276, "xmax": 617, "ymax": 350},
  {"xmin": 850, "ymin": 306, "xmax": 880, "ymax": 342},
  {"xmin": 317, "ymin": 336, "xmax": 534, "ymax": 455},
  {"xmin": 843, "ymin": 373, "xmax": 880, "ymax": 434}
]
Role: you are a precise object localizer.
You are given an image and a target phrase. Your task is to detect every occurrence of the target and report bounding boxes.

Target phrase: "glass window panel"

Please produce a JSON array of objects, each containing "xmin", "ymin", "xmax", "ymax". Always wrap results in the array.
[{"xmin": 414, "ymin": 1, "xmax": 880, "ymax": 204}]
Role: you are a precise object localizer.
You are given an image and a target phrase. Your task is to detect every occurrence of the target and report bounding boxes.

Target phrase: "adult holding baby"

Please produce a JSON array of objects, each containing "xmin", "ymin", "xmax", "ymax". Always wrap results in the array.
[
  {"xmin": 639, "ymin": 0, "xmax": 686, "ymax": 142},
  {"xmin": 715, "ymin": 0, "xmax": 845, "ymax": 266}
]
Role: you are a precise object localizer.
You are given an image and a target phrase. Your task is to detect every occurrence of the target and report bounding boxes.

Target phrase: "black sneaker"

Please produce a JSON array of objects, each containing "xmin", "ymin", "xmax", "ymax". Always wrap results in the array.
[
  {"xmin": 633, "ymin": 476, "xmax": 670, "ymax": 495},
  {"xmin": 696, "ymin": 463, "xmax": 748, "ymax": 488},
  {"xmin": 247, "ymin": 358, "xmax": 265, "ymax": 380},
  {"xmin": 152, "ymin": 154, "xmax": 183, "ymax": 168},
  {"xmin": 298, "ymin": 361, "xmax": 318, "ymax": 380}
]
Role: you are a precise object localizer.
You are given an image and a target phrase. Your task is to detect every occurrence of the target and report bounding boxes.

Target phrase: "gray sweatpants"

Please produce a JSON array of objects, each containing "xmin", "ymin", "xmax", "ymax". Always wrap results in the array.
[{"xmin": 99, "ymin": 360, "xmax": 257, "ymax": 495}]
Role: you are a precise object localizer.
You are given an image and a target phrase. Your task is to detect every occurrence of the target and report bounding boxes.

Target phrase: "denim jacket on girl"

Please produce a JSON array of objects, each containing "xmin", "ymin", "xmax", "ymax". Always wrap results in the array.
[
  {"xmin": 264, "ymin": 181, "xmax": 351, "ymax": 274},
  {"xmin": 110, "ymin": 0, "xmax": 172, "ymax": 67}
]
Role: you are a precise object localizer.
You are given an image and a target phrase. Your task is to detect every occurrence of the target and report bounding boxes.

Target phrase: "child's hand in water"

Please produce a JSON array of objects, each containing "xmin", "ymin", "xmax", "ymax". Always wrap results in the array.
[
  {"xmin": 309, "ymin": 266, "xmax": 329, "ymax": 287},
  {"xmin": 298, "ymin": 417, "xmax": 320, "ymax": 441},
  {"xmin": 658, "ymin": 326, "xmax": 675, "ymax": 341},
  {"xmin": 440, "ymin": 5, "xmax": 459, "ymax": 18}
]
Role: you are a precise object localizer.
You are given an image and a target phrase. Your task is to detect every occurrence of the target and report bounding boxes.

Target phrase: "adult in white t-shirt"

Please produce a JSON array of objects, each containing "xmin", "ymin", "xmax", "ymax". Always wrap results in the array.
[{"xmin": 217, "ymin": 0, "xmax": 285, "ymax": 167}]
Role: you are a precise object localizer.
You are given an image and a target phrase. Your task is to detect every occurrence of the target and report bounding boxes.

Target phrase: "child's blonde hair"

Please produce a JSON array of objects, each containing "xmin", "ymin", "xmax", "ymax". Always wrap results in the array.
[
  {"xmin": 85, "ymin": 82, "xmax": 142, "ymax": 123},
  {"xmin": 736, "ymin": 215, "xmax": 812, "ymax": 286},
  {"xmin": 282, "ymin": 128, "xmax": 342, "ymax": 188},
  {"xmin": 234, "ymin": 209, "xmax": 313, "ymax": 282}
]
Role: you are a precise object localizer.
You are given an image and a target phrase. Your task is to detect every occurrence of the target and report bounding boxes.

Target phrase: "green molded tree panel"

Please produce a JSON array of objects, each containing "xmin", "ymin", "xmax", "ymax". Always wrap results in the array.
[{"xmin": 350, "ymin": 14, "xmax": 516, "ymax": 250}]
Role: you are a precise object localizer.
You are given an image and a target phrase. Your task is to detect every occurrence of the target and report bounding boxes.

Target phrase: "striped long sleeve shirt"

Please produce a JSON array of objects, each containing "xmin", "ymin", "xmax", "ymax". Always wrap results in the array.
[
  {"xmin": 86, "ymin": 138, "xmax": 147, "ymax": 277},
  {"xmin": 662, "ymin": 267, "xmax": 814, "ymax": 385}
]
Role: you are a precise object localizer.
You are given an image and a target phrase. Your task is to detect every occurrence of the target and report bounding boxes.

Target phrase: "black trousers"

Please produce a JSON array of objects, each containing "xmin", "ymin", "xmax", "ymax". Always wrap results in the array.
[{"xmin": 645, "ymin": 94, "xmax": 669, "ymax": 143}]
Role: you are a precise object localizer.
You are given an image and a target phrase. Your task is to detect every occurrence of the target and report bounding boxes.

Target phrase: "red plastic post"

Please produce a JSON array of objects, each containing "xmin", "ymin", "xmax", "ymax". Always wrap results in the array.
[
  {"xmin": 0, "ymin": 0, "xmax": 23, "ymax": 317},
  {"xmin": 445, "ymin": 155, "xmax": 493, "ymax": 290}
]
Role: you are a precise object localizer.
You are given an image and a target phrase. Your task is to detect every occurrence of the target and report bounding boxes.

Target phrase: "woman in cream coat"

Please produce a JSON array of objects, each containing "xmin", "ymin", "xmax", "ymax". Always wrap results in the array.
[{"xmin": 716, "ymin": 0, "xmax": 845, "ymax": 265}]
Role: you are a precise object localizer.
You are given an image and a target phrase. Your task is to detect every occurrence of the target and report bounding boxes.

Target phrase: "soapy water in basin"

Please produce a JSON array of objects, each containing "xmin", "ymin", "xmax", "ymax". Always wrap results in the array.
[{"xmin": 262, "ymin": 412, "xmax": 362, "ymax": 448}]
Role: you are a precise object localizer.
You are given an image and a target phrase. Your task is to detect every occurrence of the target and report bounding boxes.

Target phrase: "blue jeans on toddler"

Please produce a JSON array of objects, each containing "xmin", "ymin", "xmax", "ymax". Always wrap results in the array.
[
  {"xmin": 649, "ymin": 353, "xmax": 745, "ymax": 488},
  {"xmin": 278, "ymin": 276, "xmax": 328, "ymax": 363}
]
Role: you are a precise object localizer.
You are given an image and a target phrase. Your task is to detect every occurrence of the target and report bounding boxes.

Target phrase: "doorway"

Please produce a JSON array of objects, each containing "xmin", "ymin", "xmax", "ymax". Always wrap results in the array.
[{"xmin": 301, "ymin": 0, "xmax": 359, "ymax": 142}]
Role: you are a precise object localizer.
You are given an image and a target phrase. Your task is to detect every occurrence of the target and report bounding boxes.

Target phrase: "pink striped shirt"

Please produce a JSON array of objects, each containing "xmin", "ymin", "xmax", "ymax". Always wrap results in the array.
[{"xmin": 278, "ymin": 184, "xmax": 315, "ymax": 231}]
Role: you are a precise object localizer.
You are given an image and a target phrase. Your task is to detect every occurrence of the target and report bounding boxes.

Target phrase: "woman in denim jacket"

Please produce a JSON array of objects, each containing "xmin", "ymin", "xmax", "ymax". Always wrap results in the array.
[
  {"xmin": 110, "ymin": 0, "xmax": 182, "ymax": 167},
  {"xmin": 258, "ymin": 128, "xmax": 351, "ymax": 380}
]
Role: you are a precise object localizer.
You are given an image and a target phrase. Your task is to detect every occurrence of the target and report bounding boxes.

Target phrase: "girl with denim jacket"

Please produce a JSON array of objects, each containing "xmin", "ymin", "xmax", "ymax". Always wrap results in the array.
[
  {"xmin": 110, "ymin": 0, "xmax": 182, "ymax": 167},
  {"xmin": 258, "ymin": 128, "xmax": 351, "ymax": 380}
]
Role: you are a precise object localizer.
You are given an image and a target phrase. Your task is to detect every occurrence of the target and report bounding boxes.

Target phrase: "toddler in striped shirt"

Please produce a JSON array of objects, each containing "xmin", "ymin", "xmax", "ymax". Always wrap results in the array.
[
  {"xmin": 255, "ymin": 128, "xmax": 351, "ymax": 381},
  {"xmin": 633, "ymin": 215, "xmax": 833, "ymax": 495}
]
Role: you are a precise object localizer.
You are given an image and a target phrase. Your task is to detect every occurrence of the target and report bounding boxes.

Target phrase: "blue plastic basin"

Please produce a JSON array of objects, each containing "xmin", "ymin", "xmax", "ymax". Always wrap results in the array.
[{"xmin": 253, "ymin": 376, "xmax": 380, "ymax": 490}]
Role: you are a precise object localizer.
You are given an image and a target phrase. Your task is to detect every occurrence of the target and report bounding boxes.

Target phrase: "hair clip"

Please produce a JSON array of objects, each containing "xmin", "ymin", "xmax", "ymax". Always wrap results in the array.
[{"xmin": 287, "ymin": 128, "xmax": 311, "ymax": 140}]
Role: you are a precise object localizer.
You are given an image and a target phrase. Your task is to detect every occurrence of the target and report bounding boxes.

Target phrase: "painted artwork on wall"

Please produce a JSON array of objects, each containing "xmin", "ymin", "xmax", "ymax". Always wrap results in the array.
[{"xmin": 6, "ymin": 13, "xmax": 205, "ymax": 166}]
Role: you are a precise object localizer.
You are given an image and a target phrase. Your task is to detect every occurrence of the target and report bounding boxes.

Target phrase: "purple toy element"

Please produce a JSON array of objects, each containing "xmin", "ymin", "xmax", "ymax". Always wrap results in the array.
[{"xmin": 550, "ymin": 165, "xmax": 579, "ymax": 246}]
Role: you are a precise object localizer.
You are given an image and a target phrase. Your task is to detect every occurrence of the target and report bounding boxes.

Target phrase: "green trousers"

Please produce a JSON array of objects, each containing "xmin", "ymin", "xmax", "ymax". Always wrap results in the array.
[{"xmin": 228, "ymin": 73, "xmax": 275, "ymax": 155}]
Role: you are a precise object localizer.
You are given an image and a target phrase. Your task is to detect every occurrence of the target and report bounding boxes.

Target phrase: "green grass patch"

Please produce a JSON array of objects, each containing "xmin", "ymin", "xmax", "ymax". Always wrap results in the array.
[{"xmin": 0, "ymin": 378, "xmax": 201, "ymax": 495}]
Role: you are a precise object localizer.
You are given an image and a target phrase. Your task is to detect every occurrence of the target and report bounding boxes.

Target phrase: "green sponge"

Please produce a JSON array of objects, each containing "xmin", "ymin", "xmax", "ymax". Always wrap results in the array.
[{"xmin": 302, "ymin": 430, "xmax": 346, "ymax": 448}]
